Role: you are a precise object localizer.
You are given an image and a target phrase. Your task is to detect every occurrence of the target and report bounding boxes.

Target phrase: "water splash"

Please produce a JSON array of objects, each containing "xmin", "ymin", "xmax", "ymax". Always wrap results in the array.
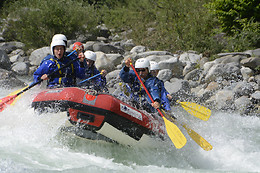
[{"xmin": 0, "ymin": 89, "xmax": 259, "ymax": 172}]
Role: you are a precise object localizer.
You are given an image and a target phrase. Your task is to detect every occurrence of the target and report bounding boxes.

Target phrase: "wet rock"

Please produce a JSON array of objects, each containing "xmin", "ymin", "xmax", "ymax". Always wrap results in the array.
[
  {"xmin": 0, "ymin": 49, "xmax": 11, "ymax": 70},
  {"xmin": 233, "ymin": 81, "xmax": 255, "ymax": 98},
  {"xmin": 0, "ymin": 68, "xmax": 26, "ymax": 87},
  {"xmin": 251, "ymin": 91, "xmax": 260, "ymax": 104},
  {"xmin": 215, "ymin": 89, "xmax": 235, "ymax": 110},
  {"xmin": 234, "ymin": 96, "xmax": 252, "ymax": 114}
]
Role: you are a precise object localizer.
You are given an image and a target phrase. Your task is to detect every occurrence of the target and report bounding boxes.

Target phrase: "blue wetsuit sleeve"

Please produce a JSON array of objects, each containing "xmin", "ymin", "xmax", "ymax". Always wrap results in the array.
[
  {"xmin": 159, "ymin": 80, "xmax": 171, "ymax": 111},
  {"xmin": 33, "ymin": 60, "xmax": 55, "ymax": 83},
  {"xmin": 119, "ymin": 66, "xmax": 135, "ymax": 83},
  {"xmin": 68, "ymin": 53, "xmax": 85, "ymax": 79},
  {"xmin": 145, "ymin": 77, "xmax": 161, "ymax": 103}
]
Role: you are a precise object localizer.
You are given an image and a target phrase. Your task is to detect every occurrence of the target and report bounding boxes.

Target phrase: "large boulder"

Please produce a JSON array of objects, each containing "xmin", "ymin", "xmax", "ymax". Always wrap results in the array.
[
  {"xmin": 240, "ymin": 66, "xmax": 254, "ymax": 81},
  {"xmin": 179, "ymin": 52, "xmax": 202, "ymax": 65},
  {"xmin": 0, "ymin": 68, "xmax": 26, "ymax": 87},
  {"xmin": 11, "ymin": 62, "xmax": 29, "ymax": 75},
  {"xmin": 93, "ymin": 43, "xmax": 124, "ymax": 55},
  {"xmin": 0, "ymin": 42, "xmax": 25, "ymax": 54},
  {"xmin": 159, "ymin": 57, "xmax": 184, "ymax": 78},
  {"xmin": 184, "ymin": 69, "xmax": 201, "ymax": 81},
  {"xmin": 233, "ymin": 81, "xmax": 255, "ymax": 98},
  {"xmin": 130, "ymin": 45, "xmax": 146, "ymax": 54},
  {"xmin": 204, "ymin": 62, "xmax": 242, "ymax": 84},
  {"xmin": 95, "ymin": 51, "xmax": 115, "ymax": 72},
  {"xmin": 106, "ymin": 54, "xmax": 124, "ymax": 67},
  {"xmin": 215, "ymin": 89, "xmax": 235, "ymax": 110},
  {"xmin": 0, "ymin": 49, "xmax": 11, "ymax": 70},
  {"xmin": 234, "ymin": 96, "xmax": 252, "ymax": 114},
  {"xmin": 157, "ymin": 69, "xmax": 172, "ymax": 82},
  {"xmin": 240, "ymin": 57, "xmax": 260, "ymax": 70},
  {"xmin": 29, "ymin": 47, "xmax": 50, "ymax": 66},
  {"xmin": 135, "ymin": 51, "xmax": 173, "ymax": 59}
]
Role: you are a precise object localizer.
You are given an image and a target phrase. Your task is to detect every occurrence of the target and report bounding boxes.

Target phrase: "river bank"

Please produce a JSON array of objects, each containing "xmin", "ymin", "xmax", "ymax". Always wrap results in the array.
[{"xmin": 0, "ymin": 33, "xmax": 260, "ymax": 115}]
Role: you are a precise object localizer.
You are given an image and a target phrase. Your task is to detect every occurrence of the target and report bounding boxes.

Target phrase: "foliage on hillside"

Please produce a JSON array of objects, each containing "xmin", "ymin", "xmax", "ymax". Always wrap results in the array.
[
  {"xmin": 100, "ymin": 0, "xmax": 223, "ymax": 54},
  {"xmin": 1, "ymin": 0, "xmax": 99, "ymax": 49},
  {"xmin": 207, "ymin": 0, "xmax": 260, "ymax": 35},
  {"xmin": 206, "ymin": 0, "xmax": 260, "ymax": 52},
  {"xmin": 0, "ymin": 0, "xmax": 259, "ymax": 54}
]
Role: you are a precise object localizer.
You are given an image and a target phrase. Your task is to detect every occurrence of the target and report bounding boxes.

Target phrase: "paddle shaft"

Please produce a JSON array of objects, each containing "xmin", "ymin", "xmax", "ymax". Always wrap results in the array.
[{"xmin": 78, "ymin": 73, "xmax": 101, "ymax": 85}]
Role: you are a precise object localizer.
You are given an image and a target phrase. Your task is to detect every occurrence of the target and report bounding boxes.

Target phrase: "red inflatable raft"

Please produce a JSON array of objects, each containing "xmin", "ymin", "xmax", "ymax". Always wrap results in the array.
[{"xmin": 32, "ymin": 87, "xmax": 167, "ymax": 146}]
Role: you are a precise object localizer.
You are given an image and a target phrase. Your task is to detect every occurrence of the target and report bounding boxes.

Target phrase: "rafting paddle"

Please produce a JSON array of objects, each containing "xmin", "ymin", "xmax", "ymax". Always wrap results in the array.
[
  {"xmin": 78, "ymin": 70, "xmax": 105, "ymax": 85},
  {"xmin": 0, "ymin": 50, "xmax": 78, "ymax": 112},
  {"xmin": 177, "ymin": 100, "xmax": 211, "ymax": 121},
  {"xmin": 129, "ymin": 61, "xmax": 187, "ymax": 149},
  {"xmin": 161, "ymin": 109, "xmax": 213, "ymax": 151}
]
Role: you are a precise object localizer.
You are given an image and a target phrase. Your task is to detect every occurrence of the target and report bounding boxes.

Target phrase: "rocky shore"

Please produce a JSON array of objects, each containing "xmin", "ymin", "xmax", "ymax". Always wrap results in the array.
[{"xmin": 0, "ymin": 32, "xmax": 260, "ymax": 116}]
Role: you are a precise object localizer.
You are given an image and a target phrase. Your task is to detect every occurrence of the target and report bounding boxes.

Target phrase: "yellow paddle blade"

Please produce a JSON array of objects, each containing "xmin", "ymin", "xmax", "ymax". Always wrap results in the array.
[
  {"xmin": 177, "ymin": 101, "xmax": 211, "ymax": 121},
  {"xmin": 162, "ymin": 116, "xmax": 187, "ymax": 149},
  {"xmin": 182, "ymin": 124, "xmax": 213, "ymax": 151},
  {"xmin": 162, "ymin": 110, "xmax": 213, "ymax": 151},
  {"xmin": 7, "ymin": 86, "xmax": 28, "ymax": 105}
]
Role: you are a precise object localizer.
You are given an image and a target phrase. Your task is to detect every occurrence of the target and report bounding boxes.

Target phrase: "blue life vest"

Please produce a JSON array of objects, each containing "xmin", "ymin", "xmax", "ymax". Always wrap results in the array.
[
  {"xmin": 34, "ymin": 54, "xmax": 85, "ymax": 88},
  {"xmin": 119, "ymin": 66, "xmax": 169, "ymax": 113}
]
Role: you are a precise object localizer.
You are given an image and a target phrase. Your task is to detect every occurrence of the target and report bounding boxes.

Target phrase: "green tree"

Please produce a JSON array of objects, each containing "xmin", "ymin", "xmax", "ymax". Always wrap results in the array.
[
  {"xmin": 206, "ymin": 0, "xmax": 260, "ymax": 51},
  {"xmin": 207, "ymin": 0, "xmax": 260, "ymax": 35}
]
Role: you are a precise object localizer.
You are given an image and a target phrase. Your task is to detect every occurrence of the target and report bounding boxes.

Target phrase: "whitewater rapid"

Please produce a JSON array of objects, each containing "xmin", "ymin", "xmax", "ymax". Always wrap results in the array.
[{"xmin": 0, "ymin": 87, "xmax": 259, "ymax": 173}]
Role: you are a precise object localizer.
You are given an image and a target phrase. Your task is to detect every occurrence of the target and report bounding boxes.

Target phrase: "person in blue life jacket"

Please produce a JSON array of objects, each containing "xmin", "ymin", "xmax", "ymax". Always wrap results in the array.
[
  {"xmin": 78, "ymin": 50, "xmax": 108, "ymax": 92},
  {"xmin": 150, "ymin": 61, "xmax": 173, "ymax": 111},
  {"xmin": 40, "ymin": 34, "xmax": 70, "ymax": 65},
  {"xmin": 119, "ymin": 58, "xmax": 164, "ymax": 113},
  {"xmin": 33, "ymin": 39, "xmax": 86, "ymax": 88}
]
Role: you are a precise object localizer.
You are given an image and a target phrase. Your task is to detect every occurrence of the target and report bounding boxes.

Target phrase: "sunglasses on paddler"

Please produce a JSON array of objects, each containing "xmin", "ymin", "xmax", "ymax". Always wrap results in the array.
[{"xmin": 136, "ymin": 68, "xmax": 146, "ymax": 72}]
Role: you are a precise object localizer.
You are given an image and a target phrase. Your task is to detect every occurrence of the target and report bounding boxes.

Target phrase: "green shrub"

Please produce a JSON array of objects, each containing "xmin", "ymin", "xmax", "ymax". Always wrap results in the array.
[
  {"xmin": 225, "ymin": 19, "xmax": 260, "ymax": 52},
  {"xmin": 206, "ymin": 0, "xmax": 260, "ymax": 35},
  {"xmin": 1, "ymin": 0, "xmax": 259, "ymax": 54},
  {"xmin": 2, "ymin": 0, "xmax": 98, "ymax": 49},
  {"xmin": 101, "ymin": 0, "xmax": 224, "ymax": 54},
  {"xmin": 206, "ymin": 0, "xmax": 260, "ymax": 52}
]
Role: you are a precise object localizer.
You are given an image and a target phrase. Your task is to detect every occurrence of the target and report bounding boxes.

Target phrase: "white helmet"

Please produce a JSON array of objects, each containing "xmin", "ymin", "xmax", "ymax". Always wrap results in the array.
[
  {"xmin": 150, "ymin": 61, "xmax": 160, "ymax": 71},
  {"xmin": 52, "ymin": 34, "xmax": 67, "ymax": 46},
  {"xmin": 135, "ymin": 58, "xmax": 150, "ymax": 71},
  {"xmin": 50, "ymin": 39, "xmax": 66, "ymax": 55},
  {"xmin": 84, "ymin": 50, "xmax": 96, "ymax": 61}
]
